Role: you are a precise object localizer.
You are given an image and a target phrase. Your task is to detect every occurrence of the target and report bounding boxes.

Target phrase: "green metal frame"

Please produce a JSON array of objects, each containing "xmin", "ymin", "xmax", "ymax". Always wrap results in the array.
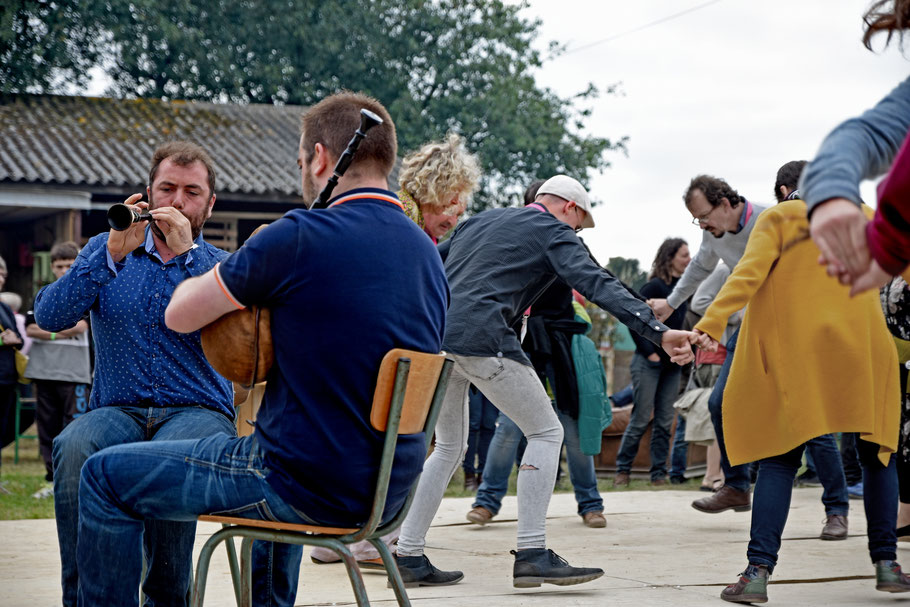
[
  {"xmin": 192, "ymin": 355, "xmax": 454, "ymax": 607},
  {"xmin": 14, "ymin": 393, "xmax": 38, "ymax": 464}
]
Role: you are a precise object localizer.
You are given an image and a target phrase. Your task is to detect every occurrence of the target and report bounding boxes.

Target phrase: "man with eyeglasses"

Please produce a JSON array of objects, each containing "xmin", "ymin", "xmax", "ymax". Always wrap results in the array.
[
  {"xmin": 394, "ymin": 174, "xmax": 697, "ymax": 589},
  {"xmin": 649, "ymin": 174, "xmax": 769, "ymax": 515}
]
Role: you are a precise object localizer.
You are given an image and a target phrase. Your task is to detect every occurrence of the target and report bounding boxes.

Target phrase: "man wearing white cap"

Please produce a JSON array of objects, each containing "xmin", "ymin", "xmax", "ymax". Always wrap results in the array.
[{"xmin": 395, "ymin": 174, "xmax": 696, "ymax": 590}]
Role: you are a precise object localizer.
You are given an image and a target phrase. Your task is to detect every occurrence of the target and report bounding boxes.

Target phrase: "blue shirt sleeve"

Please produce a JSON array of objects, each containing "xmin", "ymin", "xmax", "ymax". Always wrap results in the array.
[
  {"xmin": 217, "ymin": 215, "xmax": 300, "ymax": 307},
  {"xmin": 801, "ymin": 75, "xmax": 910, "ymax": 214}
]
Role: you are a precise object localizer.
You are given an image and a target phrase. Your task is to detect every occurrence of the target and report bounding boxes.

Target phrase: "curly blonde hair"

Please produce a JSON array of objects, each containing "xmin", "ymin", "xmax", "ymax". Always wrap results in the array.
[{"xmin": 399, "ymin": 133, "xmax": 481, "ymax": 215}]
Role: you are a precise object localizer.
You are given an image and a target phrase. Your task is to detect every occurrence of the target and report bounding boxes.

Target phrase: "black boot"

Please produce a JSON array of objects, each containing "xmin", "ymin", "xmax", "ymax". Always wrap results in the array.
[
  {"xmin": 463, "ymin": 470, "xmax": 478, "ymax": 492},
  {"xmin": 511, "ymin": 548, "xmax": 604, "ymax": 588},
  {"xmin": 394, "ymin": 555, "xmax": 464, "ymax": 588}
]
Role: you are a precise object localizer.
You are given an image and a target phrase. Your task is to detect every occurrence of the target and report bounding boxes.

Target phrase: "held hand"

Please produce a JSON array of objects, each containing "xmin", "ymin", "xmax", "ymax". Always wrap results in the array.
[
  {"xmin": 809, "ymin": 198, "xmax": 869, "ymax": 280},
  {"xmin": 647, "ymin": 353, "xmax": 661, "ymax": 362},
  {"xmin": 107, "ymin": 194, "xmax": 148, "ymax": 262},
  {"xmin": 660, "ymin": 329, "xmax": 695, "ymax": 365},
  {"xmin": 691, "ymin": 328, "xmax": 718, "ymax": 352},
  {"xmin": 149, "ymin": 206, "xmax": 194, "ymax": 255},
  {"xmin": 648, "ymin": 298, "xmax": 674, "ymax": 323},
  {"xmin": 0, "ymin": 329, "xmax": 22, "ymax": 346},
  {"xmin": 849, "ymin": 258, "xmax": 893, "ymax": 296}
]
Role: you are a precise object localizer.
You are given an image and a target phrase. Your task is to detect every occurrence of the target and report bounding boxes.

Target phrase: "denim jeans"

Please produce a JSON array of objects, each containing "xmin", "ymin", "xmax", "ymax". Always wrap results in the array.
[
  {"xmin": 840, "ymin": 431, "xmax": 864, "ymax": 486},
  {"xmin": 804, "ymin": 434, "xmax": 849, "ymax": 516},
  {"xmin": 747, "ymin": 435, "xmax": 897, "ymax": 572},
  {"xmin": 398, "ymin": 355, "xmax": 563, "ymax": 554},
  {"xmin": 669, "ymin": 414, "xmax": 688, "ymax": 480},
  {"xmin": 52, "ymin": 405, "xmax": 236, "ymax": 607},
  {"xmin": 473, "ymin": 409, "xmax": 603, "ymax": 516},
  {"xmin": 707, "ymin": 329, "xmax": 752, "ymax": 492},
  {"xmin": 463, "ymin": 385, "xmax": 499, "ymax": 475},
  {"xmin": 75, "ymin": 432, "xmax": 312, "ymax": 607},
  {"xmin": 615, "ymin": 353, "xmax": 682, "ymax": 480}
]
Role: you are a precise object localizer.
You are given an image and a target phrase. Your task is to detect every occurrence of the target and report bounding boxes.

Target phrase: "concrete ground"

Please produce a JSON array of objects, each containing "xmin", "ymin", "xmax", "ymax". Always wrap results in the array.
[{"xmin": 1, "ymin": 488, "xmax": 906, "ymax": 607}]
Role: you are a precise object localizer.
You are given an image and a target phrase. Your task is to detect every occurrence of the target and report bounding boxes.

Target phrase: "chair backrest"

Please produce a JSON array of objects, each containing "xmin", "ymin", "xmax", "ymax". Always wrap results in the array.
[
  {"xmin": 359, "ymin": 348, "xmax": 452, "ymax": 538},
  {"xmin": 370, "ymin": 348, "xmax": 446, "ymax": 434}
]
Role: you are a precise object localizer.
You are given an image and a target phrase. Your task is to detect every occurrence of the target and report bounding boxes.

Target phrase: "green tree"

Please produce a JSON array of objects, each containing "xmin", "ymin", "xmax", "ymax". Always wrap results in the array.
[
  {"xmin": 0, "ymin": 0, "xmax": 106, "ymax": 94},
  {"xmin": 606, "ymin": 256, "xmax": 648, "ymax": 292},
  {"xmin": 3, "ymin": 0, "xmax": 626, "ymax": 211}
]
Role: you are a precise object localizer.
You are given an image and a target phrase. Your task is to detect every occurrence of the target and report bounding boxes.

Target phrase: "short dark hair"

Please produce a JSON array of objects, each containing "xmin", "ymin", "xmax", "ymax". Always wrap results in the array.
[
  {"xmin": 773, "ymin": 160, "xmax": 808, "ymax": 202},
  {"xmin": 50, "ymin": 241, "xmax": 80, "ymax": 262},
  {"xmin": 148, "ymin": 141, "xmax": 216, "ymax": 198},
  {"xmin": 301, "ymin": 91, "xmax": 396, "ymax": 179},
  {"xmin": 684, "ymin": 175, "xmax": 744, "ymax": 209},
  {"xmin": 524, "ymin": 179, "xmax": 546, "ymax": 206}
]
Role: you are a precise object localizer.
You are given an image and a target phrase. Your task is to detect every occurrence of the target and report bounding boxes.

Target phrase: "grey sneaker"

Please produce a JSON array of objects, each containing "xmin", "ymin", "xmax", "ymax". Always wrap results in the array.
[
  {"xmin": 511, "ymin": 548, "xmax": 603, "ymax": 588},
  {"xmin": 721, "ymin": 563, "xmax": 769, "ymax": 603},
  {"xmin": 875, "ymin": 560, "xmax": 910, "ymax": 593}
]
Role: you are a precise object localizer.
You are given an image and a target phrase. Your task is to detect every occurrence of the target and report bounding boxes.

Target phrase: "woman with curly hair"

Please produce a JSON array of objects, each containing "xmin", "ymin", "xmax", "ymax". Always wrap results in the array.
[
  {"xmin": 613, "ymin": 237, "xmax": 690, "ymax": 487},
  {"xmin": 398, "ymin": 132, "xmax": 481, "ymax": 243}
]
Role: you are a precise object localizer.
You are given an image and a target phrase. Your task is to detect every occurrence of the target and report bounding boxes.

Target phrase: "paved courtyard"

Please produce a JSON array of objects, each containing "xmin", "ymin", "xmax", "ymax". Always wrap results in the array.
[{"xmin": 1, "ymin": 488, "xmax": 905, "ymax": 606}]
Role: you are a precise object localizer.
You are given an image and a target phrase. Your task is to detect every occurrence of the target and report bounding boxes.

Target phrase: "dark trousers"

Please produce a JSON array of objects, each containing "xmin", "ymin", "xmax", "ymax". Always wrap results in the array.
[
  {"xmin": 707, "ymin": 329, "xmax": 752, "ymax": 492},
  {"xmin": 35, "ymin": 380, "xmax": 89, "ymax": 481}
]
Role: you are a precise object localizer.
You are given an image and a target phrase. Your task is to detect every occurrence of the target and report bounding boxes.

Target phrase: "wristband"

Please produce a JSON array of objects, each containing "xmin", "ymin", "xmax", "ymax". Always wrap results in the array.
[{"xmin": 50, "ymin": 332, "xmax": 57, "ymax": 341}]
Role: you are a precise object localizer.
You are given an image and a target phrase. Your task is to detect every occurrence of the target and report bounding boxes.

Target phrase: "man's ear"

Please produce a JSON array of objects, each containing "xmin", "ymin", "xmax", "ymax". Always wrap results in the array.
[
  {"xmin": 206, "ymin": 193, "xmax": 216, "ymax": 220},
  {"xmin": 311, "ymin": 143, "xmax": 331, "ymax": 177},
  {"xmin": 719, "ymin": 196, "xmax": 730, "ymax": 208}
]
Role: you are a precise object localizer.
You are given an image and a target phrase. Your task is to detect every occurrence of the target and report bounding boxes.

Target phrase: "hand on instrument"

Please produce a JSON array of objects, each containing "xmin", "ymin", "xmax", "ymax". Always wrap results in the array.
[
  {"xmin": 107, "ymin": 194, "xmax": 148, "ymax": 263},
  {"xmin": 149, "ymin": 206, "xmax": 195, "ymax": 255}
]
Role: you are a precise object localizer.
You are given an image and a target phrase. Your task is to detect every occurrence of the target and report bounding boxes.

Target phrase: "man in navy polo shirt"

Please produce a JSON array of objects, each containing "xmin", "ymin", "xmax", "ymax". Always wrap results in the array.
[{"xmin": 72, "ymin": 92, "xmax": 448, "ymax": 607}]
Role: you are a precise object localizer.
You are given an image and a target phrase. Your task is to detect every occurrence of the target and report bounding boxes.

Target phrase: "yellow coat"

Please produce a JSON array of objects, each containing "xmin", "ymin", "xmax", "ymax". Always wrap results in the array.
[{"xmin": 694, "ymin": 200, "xmax": 902, "ymax": 466}]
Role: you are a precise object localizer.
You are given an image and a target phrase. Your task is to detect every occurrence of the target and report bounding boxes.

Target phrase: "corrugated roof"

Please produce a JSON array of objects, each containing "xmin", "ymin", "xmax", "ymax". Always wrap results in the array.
[{"xmin": 0, "ymin": 94, "xmax": 303, "ymax": 198}]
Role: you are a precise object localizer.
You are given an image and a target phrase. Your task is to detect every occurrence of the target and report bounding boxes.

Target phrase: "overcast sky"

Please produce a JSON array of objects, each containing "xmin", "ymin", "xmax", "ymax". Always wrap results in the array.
[{"xmin": 515, "ymin": 0, "xmax": 908, "ymax": 269}]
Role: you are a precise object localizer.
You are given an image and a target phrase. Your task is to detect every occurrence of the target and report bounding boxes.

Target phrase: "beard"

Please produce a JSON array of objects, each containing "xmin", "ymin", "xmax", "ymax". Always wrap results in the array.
[
  {"xmin": 302, "ymin": 166, "xmax": 320, "ymax": 209},
  {"xmin": 147, "ymin": 191, "xmax": 210, "ymax": 241}
]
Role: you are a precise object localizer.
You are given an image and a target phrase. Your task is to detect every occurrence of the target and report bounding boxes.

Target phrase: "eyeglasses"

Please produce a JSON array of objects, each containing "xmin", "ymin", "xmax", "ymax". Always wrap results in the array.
[
  {"xmin": 691, "ymin": 205, "xmax": 719, "ymax": 226},
  {"xmin": 573, "ymin": 206, "xmax": 585, "ymax": 233}
]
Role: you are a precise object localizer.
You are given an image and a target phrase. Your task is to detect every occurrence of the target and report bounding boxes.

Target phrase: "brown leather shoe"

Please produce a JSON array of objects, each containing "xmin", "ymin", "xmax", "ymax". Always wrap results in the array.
[
  {"xmin": 582, "ymin": 511, "xmax": 607, "ymax": 528},
  {"xmin": 820, "ymin": 514, "xmax": 848, "ymax": 540},
  {"xmin": 463, "ymin": 471, "xmax": 478, "ymax": 492},
  {"xmin": 650, "ymin": 478, "xmax": 668, "ymax": 487},
  {"xmin": 466, "ymin": 506, "xmax": 494, "ymax": 525},
  {"xmin": 613, "ymin": 472, "xmax": 630, "ymax": 488},
  {"xmin": 692, "ymin": 485, "xmax": 751, "ymax": 513}
]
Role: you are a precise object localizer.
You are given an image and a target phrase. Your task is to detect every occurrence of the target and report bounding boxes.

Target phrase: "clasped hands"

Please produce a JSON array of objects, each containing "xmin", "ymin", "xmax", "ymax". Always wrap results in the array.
[{"xmin": 809, "ymin": 198, "xmax": 891, "ymax": 295}]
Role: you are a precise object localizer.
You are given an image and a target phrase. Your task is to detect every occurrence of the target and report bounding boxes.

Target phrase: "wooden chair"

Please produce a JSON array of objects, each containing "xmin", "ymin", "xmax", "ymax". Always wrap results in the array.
[{"xmin": 191, "ymin": 349, "xmax": 453, "ymax": 607}]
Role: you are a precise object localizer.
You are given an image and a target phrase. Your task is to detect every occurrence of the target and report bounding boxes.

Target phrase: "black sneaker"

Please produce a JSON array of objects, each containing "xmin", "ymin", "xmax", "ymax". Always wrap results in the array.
[
  {"xmin": 393, "ymin": 554, "xmax": 463, "ymax": 588},
  {"xmin": 511, "ymin": 548, "xmax": 604, "ymax": 588}
]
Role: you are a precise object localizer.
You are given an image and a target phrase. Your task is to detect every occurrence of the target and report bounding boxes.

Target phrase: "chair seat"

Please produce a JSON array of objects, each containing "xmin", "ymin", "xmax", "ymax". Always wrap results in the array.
[{"xmin": 198, "ymin": 514, "xmax": 359, "ymax": 536}]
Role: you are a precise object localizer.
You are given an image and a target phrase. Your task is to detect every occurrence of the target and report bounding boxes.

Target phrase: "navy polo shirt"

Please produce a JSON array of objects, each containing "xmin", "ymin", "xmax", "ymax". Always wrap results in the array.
[{"xmin": 217, "ymin": 188, "xmax": 448, "ymax": 526}]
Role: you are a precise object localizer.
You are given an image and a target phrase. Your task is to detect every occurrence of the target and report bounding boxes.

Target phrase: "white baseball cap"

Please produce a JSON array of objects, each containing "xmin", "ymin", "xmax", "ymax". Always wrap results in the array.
[{"xmin": 537, "ymin": 175, "xmax": 595, "ymax": 228}]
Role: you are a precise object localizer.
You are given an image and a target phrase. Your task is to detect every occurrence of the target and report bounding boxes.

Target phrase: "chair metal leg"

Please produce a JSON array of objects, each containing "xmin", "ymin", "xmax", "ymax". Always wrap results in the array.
[
  {"xmin": 327, "ymin": 539, "xmax": 370, "ymax": 607},
  {"xmin": 223, "ymin": 535, "xmax": 242, "ymax": 606},
  {"xmin": 240, "ymin": 537, "xmax": 254, "ymax": 607},
  {"xmin": 192, "ymin": 527, "xmax": 236, "ymax": 607},
  {"xmin": 370, "ymin": 538, "xmax": 410, "ymax": 607}
]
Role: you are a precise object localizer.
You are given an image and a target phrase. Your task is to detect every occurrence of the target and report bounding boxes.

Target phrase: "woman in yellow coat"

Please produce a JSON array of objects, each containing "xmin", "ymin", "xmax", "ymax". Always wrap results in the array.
[{"xmin": 693, "ymin": 191, "xmax": 909, "ymax": 603}]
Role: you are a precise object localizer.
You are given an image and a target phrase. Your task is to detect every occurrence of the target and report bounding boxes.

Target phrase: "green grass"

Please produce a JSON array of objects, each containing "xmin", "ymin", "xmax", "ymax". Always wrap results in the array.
[
  {"xmin": 1, "ymin": 431, "xmax": 704, "ymax": 521},
  {"xmin": 1, "ymin": 434, "xmax": 56, "ymax": 520}
]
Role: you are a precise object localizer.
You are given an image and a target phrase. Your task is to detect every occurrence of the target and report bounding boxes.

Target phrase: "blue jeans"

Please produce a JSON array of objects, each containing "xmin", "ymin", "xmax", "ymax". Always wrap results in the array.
[
  {"xmin": 707, "ymin": 329, "xmax": 752, "ymax": 492},
  {"xmin": 75, "ymin": 432, "xmax": 312, "ymax": 607},
  {"xmin": 615, "ymin": 353, "xmax": 682, "ymax": 480},
  {"xmin": 52, "ymin": 405, "xmax": 236, "ymax": 607},
  {"xmin": 669, "ymin": 414, "xmax": 688, "ymax": 480},
  {"xmin": 804, "ymin": 434, "xmax": 849, "ymax": 516},
  {"xmin": 748, "ymin": 435, "xmax": 897, "ymax": 572},
  {"xmin": 473, "ymin": 409, "xmax": 603, "ymax": 516},
  {"xmin": 463, "ymin": 385, "xmax": 499, "ymax": 475}
]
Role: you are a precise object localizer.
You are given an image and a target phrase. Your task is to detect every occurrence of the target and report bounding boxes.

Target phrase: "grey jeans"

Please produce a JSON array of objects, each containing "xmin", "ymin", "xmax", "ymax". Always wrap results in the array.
[{"xmin": 397, "ymin": 354, "xmax": 564, "ymax": 554}]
